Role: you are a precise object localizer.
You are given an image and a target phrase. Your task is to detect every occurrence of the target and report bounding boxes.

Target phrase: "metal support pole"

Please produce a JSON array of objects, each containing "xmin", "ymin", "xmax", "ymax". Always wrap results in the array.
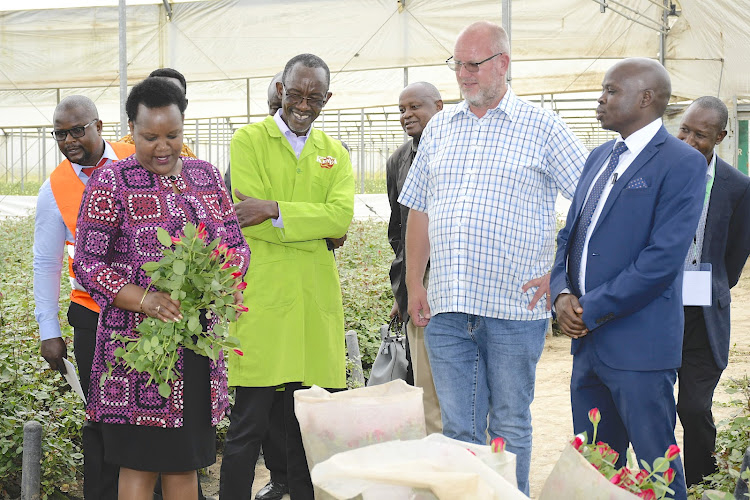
[
  {"xmin": 10, "ymin": 129, "xmax": 14, "ymax": 184},
  {"xmin": 41, "ymin": 128, "xmax": 46, "ymax": 180},
  {"xmin": 403, "ymin": 68, "xmax": 409, "ymax": 142},
  {"xmin": 208, "ymin": 118, "xmax": 213, "ymax": 165},
  {"xmin": 246, "ymin": 78, "xmax": 251, "ymax": 123},
  {"xmin": 659, "ymin": 0, "xmax": 668, "ymax": 66},
  {"xmin": 118, "ymin": 0, "xmax": 128, "ymax": 137},
  {"xmin": 345, "ymin": 331, "xmax": 365, "ymax": 388},
  {"xmin": 20, "ymin": 132, "xmax": 25, "ymax": 192},
  {"xmin": 55, "ymin": 89, "xmax": 62, "ymax": 165},
  {"xmin": 502, "ymin": 0, "xmax": 512, "ymax": 82},
  {"xmin": 359, "ymin": 108, "xmax": 365, "ymax": 194},
  {"xmin": 195, "ymin": 121, "xmax": 200, "ymax": 159},
  {"xmin": 337, "ymin": 109, "xmax": 341, "ymax": 139},
  {"xmin": 368, "ymin": 120, "xmax": 373, "ymax": 186},
  {"xmin": 21, "ymin": 421, "xmax": 42, "ymax": 500}
]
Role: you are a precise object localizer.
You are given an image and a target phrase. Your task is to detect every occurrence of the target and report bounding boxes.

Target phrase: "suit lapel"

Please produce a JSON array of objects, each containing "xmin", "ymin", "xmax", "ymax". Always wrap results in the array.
[
  {"xmin": 592, "ymin": 127, "xmax": 668, "ymax": 234},
  {"xmin": 572, "ymin": 142, "xmax": 614, "ymax": 220},
  {"xmin": 702, "ymin": 157, "xmax": 730, "ymax": 256}
]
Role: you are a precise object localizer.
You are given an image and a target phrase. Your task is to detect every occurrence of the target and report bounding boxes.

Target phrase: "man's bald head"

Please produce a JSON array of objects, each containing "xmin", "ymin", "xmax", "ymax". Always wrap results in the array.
[
  {"xmin": 267, "ymin": 71, "xmax": 283, "ymax": 116},
  {"xmin": 618, "ymin": 58, "xmax": 671, "ymax": 114},
  {"xmin": 54, "ymin": 95, "xmax": 98, "ymax": 123},
  {"xmin": 399, "ymin": 81, "xmax": 443, "ymax": 139},
  {"xmin": 52, "ymin": 95, "xmax": 104, "ymax": 166},
  {"xmin": 399, "ymin": 82, "xmax": 442, "ymax": 102},
  {"xmin": 452, "ymin": 21, "xmax": 511, "ymax": 114},
  {"xmin": 458, "ymin": 21, "xmax": 510, "ymax": 56},
  {"xmin": 597, "ymin": 57, "xmax": 672, "ymax": 138}
]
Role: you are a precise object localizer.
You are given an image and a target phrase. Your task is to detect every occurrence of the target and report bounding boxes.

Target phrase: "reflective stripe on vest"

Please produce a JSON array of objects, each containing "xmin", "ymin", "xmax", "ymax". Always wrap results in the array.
[{"xmin": 50, "ymin": 141, "xmax": 135, "ymax": 312}]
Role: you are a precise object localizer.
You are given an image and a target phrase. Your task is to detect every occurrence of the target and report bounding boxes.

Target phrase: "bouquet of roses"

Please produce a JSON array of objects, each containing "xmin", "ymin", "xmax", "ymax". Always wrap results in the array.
[
  {"xmin": 107, "ymin": 222, "xmax": 247, "ymax": 398},
  {"xmin": 540, "ymin": 407, "xmax": 680, "ymax": 500},
  {"xmin": 572, "ymin": 408, "xmax": 680, "ymax": 499}
]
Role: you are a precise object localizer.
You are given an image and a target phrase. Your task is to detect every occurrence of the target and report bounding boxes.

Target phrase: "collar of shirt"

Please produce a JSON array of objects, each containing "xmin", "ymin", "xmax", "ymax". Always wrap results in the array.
[
  {"xmin": 619, "ymin": 117, "xmax": 663, "ymax": 160},
  {"xmin": 410, "ymin": 136, "xmax": 419, "ymax": 153},
  {"xmin": 274, "ymin": 109, "xmax": 310, "ymax": 158},
  {"xmin": 72, "ymin": 140, "xmax": 118, "ymax": 178},
  {"xmin": 707, "ymin": 151, "xmax": 716, "ymax": 180},
  {"xmin": 449, "ymin": 85, "xmax": 519, "ymax": 122}
]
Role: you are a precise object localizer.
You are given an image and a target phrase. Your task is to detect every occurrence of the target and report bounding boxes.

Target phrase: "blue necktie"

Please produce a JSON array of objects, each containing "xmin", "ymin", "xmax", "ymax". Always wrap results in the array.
[{"xmin": 568, "ymin": 141, "xmax": 628, "ymax": 295}]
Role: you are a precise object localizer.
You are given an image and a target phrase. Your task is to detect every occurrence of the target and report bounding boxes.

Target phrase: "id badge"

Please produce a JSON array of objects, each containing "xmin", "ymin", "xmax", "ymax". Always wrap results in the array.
[{"xmin": 682, "ymin": 263, "xmax": 712, "ymax": 306}]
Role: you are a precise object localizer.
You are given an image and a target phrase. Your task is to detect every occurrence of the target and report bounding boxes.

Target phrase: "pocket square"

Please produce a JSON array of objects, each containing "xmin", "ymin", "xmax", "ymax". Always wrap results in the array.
[{"xmin": 626, "ymin": 177, "xmax": 648, "ymax": 189}]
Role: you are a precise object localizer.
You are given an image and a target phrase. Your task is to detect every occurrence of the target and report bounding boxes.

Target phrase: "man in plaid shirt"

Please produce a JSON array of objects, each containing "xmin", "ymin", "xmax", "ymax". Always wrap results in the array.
[{"xmin": 398, "ymin": 21, "xmax": 587, "ymax": 494}]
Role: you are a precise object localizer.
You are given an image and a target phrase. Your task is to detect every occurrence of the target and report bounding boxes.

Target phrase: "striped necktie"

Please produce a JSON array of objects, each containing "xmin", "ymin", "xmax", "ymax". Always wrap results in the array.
[{"xmin": 568, "ymin": 141, "xmax": 628, "ymax": 295}]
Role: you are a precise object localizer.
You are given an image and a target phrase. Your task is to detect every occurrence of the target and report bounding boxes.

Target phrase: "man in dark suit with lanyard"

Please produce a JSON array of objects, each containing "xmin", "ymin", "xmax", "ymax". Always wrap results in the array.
[
  {"xmin": 675, "ymin": 96, "xmax": 750, "ymax": 486},
  {"xmin": 551, "ymin": 58, "xmax": 707, "ymax": 500}
]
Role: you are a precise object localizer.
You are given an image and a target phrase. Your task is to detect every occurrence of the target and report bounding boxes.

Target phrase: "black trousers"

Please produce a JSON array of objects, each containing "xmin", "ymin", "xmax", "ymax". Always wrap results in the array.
[
  {"xmin": 677, "ymin": 306, "xmax": 724, "ymax": 486},
  {"xmin": 220, "ymin": 384, "xmax": 313, "ymax": 500},
  {"xmin": 262, "ymin": 391, "xmax": 288, "ymax": 485},
  {"xmin": 69, "ymin": 303, "xmax": 206, "ymax": 500},
  {"xmin": 68, "ymin": 303, "xmax": 119, "ymax": 500}
]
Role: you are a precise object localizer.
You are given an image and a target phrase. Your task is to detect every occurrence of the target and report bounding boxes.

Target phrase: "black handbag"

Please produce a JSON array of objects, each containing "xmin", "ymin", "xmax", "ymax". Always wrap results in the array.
[{"xmin": 366, "ymin": 317, "xmax": 408, "ymax": 386}]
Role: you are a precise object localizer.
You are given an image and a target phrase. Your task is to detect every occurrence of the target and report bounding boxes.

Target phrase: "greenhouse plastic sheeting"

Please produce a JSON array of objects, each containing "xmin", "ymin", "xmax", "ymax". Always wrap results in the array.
[{"xmin": 0, "ymin": 0, "xmax": 749, "ymax": 126}]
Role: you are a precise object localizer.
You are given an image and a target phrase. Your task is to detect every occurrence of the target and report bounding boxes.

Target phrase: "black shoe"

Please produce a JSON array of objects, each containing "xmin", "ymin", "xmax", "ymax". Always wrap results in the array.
[{"xmin": 255, "ymin": 480, "xmax": 289, "ymax": 500}]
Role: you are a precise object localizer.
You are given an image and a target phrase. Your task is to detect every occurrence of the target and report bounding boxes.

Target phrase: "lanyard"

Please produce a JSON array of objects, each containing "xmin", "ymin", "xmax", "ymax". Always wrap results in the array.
[{"xmin": 688, "ymin": 169, "xmax": 715, "ymax": 266}]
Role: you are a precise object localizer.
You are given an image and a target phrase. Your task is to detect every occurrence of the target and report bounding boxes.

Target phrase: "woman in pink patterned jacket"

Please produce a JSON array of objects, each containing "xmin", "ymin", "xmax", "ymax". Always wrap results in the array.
[{"xmin": 73, "ymin": 77, "xmax": 250, "ymax": 499}]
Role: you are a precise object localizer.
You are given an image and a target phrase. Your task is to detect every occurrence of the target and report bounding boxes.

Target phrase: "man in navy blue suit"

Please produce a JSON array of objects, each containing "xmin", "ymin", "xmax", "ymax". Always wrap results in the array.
[
  {"xmin": 551, "ymin": 58, "xmax": 707, "ymax": 500},
  {"xmin": 675, "ymin": 97, "xmax": 750, "ymax": 486}
]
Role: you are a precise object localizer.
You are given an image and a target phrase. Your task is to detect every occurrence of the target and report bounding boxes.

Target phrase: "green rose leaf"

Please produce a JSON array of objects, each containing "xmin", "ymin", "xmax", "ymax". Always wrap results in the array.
[
  {"xmin": 156, "ymin": 227, "xmax": 173, "ymax": 247},
  {"xmin": 141, "ymin": 261, "xmax": 161, "ymax": 272},
  {"xmin": 158, "ymin": 382, "xmax": 171, "ymax": 398},
  {"xmin": 184, "ymin": 223, "xmax": 196, "ymax": 239},
  {"xmin": 188, "ymin": 315, "xmax": 200, "ymax": 332},
  {"xmin": 173, "ymin": 260, "xmax": 186, "ymax": 275}
]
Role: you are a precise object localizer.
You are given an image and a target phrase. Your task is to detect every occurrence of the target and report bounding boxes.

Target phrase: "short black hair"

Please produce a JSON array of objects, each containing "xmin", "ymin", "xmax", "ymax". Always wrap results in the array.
[
  {"xmin": 148, "ymin": 68, "xmax": 187, "ymax": 93},
  {"xmin": 282, "ymin": 54, "xmax": 330, "ymax": 89},
  {"xmin": 692, "ymin": 96, "xmax": 729, "ymax": 131},
  {"xmin": 126, "ymin": 78, "xmax": 187, "ymax": 122}
]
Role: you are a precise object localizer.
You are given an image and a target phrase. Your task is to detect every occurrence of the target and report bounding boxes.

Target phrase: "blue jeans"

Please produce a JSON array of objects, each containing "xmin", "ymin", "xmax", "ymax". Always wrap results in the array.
[{"xmin": 425, "ymin": 312, "xmax": 547, "ymax": 495}]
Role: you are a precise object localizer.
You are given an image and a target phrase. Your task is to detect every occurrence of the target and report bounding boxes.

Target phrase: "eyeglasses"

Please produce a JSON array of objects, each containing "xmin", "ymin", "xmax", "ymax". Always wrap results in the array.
[
  {"xmin": 51, "ymin": 119, "xmax": 98, "ymax": 142},
  {"xmin": 445, "ymin": 52, "xmax": 504, "ymax": 73},
  {"xmin": 283, "ymin": 87, "xmax": 327, "ymax": 108}
]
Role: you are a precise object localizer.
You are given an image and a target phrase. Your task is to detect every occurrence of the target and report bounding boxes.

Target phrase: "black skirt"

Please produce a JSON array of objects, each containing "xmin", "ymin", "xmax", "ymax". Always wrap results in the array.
[{"xmin": 101, "ymin": 346, "xmax": 216, "ymax": 472}]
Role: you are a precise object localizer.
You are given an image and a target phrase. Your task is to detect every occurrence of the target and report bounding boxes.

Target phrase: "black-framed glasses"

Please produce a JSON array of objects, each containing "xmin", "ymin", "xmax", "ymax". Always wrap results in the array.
[
  {"xmin": 446, "ymin": 52, "xmax": 504, "ymax": 73},
  {"xmin": 51, "ymin": 119, "xmax": 98, "ymax": 142},
  {"xmin": 283, "ymin": 86, "xmax": 327, "ymax": 108}
]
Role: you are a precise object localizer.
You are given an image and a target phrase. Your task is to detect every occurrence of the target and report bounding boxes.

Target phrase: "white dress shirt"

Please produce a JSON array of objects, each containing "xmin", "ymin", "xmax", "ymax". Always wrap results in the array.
[
  {"xmin": 270, "ymin": 109, "xmax": 312, "ymax": 228},
  {"xmin": 33, "ymin": 141, "xmax": 120, "ymax": 340}
]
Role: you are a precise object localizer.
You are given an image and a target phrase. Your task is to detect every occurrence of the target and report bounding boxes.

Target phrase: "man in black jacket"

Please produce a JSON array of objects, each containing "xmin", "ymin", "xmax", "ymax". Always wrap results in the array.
[
  {"xmin": 386, "ymin": 81, "xmax": 443, "ymax": 433},
  {"xmin": 676, "ymin": 96, "xmax": 750, "ymax": 486}
]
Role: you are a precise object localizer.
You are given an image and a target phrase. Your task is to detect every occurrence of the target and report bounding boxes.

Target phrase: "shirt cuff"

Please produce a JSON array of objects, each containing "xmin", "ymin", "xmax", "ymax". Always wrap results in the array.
[
  {"xmin": 551, "ymin": 288, "xmax": 572, "ymax": 314},
  {"xmin": 271, "ymin": 206, "xmax": 284, "ymax": 228},
  {"xmin": 37, "ymin": 317, "xmax": 63, "ymax": 341}
]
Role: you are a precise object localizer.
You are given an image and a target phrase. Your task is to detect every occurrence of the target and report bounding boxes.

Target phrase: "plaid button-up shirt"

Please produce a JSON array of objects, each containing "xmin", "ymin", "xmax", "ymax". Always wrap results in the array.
[{"xmin": 398, "ymin": 87, "xmax": 587, "ymax": 320}]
